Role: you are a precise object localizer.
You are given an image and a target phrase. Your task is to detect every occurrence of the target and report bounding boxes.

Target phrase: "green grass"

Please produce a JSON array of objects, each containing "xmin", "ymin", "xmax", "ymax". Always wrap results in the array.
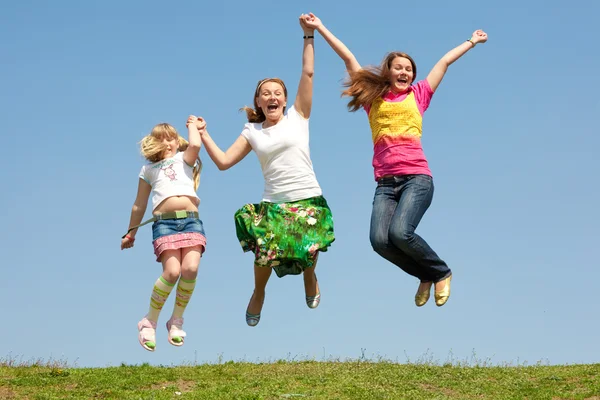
[{"xmin": 1, "ymin": 356, "xmax": 599, "ymax": 399}]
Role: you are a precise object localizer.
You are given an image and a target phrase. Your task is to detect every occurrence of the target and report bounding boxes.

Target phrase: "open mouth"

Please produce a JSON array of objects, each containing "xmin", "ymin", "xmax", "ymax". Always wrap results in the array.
[
  {"xmin": 267, "ymin": 104, "xmax": 278, "ymax": 111},
  {"xmin": 397, "ymin": 77, "xmax": 408, "ymax": 84}
]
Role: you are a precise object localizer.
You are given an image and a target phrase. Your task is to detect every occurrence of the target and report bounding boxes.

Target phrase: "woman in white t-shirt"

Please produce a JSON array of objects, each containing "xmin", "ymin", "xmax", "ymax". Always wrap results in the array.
[{"xmin": 197, "ymin": 14, "xmax": 335, "ymax": 327}]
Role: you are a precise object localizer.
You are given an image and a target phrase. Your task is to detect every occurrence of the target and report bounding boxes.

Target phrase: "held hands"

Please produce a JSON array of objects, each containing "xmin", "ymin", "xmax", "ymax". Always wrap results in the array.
[
  {"xmin": 300, "ymin": 12, "xmax": 322, "ymax": 32},
  {"xmin": 470, "ymin": 30, "xmax": 488, "ymax": 45},
  {"xmin": 186, "ymin": 115, "xmax": 207, "ymax": 134}
]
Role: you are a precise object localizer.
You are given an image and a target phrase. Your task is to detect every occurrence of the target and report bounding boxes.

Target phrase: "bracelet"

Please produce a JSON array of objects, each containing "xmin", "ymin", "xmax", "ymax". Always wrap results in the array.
[
  {"xmin": 467, "ymin": 38, "xmax": 476, "ymax": 47},
  {"xmin": 125, "ymin": 235, "xmax": 135, "ymax": 241},
  {"xmin": 303, "ymin": 35, "xmax": 314, "ymax": 39}
]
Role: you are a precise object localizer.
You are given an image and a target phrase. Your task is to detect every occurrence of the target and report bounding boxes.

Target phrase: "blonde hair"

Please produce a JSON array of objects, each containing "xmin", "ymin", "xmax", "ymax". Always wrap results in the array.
[
  {"xmin": 240, "ymin": 78, "xmax": 288, "ymax": 123},
  {"xmin": 139, "ymin": 123, "xmax": 202, "ymax": 190},
  {"xmin": 343, "ymin": 52, "xmax": 417, "ymax": 112}
]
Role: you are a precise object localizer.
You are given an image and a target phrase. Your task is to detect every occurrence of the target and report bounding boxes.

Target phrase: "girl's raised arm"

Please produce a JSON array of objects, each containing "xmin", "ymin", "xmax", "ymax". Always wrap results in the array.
[
  {"xmin": 304, "ymin": 13, "xmax": 361, "ymax": 74},
  {"xmin": 183, "ymin": 115, "xmax": 203, "ymax": 166},
  {"xmin": 426, "ymin": 30, "xmax": 488, "ymax": 92}
]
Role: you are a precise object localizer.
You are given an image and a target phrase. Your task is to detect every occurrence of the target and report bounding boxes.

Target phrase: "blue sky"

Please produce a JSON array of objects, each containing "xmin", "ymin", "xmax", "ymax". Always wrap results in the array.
[{"xmin": 2, "ymin": 0, "xmax": 599, "ymax": 368}]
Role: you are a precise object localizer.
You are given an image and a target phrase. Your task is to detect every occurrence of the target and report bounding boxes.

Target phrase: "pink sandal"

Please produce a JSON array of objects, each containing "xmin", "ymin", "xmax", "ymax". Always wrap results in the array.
[
  {"xmin": 166, "ymin": 317, "xmax": 186, "ymax": 346},
  {"xmin": 137, "ymin": 317, "xmax": 157, "ymax": 352}
]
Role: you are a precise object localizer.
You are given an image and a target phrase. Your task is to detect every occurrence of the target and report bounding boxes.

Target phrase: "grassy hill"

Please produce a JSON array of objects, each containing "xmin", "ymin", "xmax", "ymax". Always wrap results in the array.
[{"xmin": 2, "ymin": 359, "xmax": 599, "ymax": 399}]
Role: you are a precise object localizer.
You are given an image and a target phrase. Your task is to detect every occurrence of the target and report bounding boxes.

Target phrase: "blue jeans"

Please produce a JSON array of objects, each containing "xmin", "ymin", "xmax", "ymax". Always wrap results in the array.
[{"xmin": 369, "ymin": 174, "xmax": 451, "ymax": 283}]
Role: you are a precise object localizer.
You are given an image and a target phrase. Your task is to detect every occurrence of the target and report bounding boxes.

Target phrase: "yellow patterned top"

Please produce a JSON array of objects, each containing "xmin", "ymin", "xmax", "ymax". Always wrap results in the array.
[
  {"xmin": 364, "ymin": 81, "xmax": 434, "ymax": 180},
  {"xmin": 368, "ymin": 92, "xmax": 423, "ymax": 144}
]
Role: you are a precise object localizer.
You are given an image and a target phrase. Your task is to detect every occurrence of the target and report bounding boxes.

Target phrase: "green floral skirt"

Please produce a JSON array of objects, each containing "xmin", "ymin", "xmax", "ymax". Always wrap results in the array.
[{"xmin": 234, "ymin": 196, "xmax": 335, "ymax": 278}]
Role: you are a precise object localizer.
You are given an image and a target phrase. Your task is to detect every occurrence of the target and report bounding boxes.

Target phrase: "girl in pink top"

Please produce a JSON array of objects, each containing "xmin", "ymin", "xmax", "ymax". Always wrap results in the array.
[{"xmin": 304, "ymin": 13, "xmax": 487, "ymax": 307}]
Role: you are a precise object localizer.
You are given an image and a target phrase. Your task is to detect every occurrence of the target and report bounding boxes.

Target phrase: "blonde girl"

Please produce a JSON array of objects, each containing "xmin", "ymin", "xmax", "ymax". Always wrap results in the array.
[{"xmin": 121, "ymin": 117, "xmax": 206, "ymax": 351}]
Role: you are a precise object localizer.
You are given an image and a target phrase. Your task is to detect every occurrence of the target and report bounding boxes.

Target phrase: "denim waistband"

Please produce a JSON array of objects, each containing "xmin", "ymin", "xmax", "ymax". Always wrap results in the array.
[
  {"xmin": 154, "ymin": 210, "xmax": 199, "ymax": 220},
  {"xmin": 377, "ymin": 174, "xmax": 432, "ymax": 184},
  {"xmin": 123, "ymin": 210, "xmax": 199, "ymax": 238}
]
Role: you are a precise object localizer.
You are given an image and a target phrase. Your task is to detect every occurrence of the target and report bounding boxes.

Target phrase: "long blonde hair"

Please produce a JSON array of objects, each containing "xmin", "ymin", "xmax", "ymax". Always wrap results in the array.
[
  {"xmin": 342, "ymin": 52, "xmax": 417, "ymax": 112},
  {"xmin": 240, "ymin": 78, "xmax": 288, "ymax": 122},
  {"xmin": 139, "ymin": 123, "xmax": 201, "ymax": 190}
]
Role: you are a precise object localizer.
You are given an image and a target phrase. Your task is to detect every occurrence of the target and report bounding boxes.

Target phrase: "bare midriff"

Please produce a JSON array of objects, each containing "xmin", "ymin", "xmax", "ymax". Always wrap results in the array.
[{"xmin": 153, "ymin": 195, "xmax": 199, "ymax": 215}]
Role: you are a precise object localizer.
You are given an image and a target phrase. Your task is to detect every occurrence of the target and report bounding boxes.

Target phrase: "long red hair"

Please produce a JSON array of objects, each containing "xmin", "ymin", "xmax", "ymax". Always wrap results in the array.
[{"xmin": 342, "ymin": 52, "xmax": 417, "ymax": 112}]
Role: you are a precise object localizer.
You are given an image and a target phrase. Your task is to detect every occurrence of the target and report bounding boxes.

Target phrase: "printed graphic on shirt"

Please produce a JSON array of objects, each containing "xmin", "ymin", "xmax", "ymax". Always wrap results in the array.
[
  {"xmin": 148, "ymin": 158, "xmax": 178, "ymax": 181},
  {"xmin": 161, "ymin": 164, "xmax": 177, "ymax": 181}
]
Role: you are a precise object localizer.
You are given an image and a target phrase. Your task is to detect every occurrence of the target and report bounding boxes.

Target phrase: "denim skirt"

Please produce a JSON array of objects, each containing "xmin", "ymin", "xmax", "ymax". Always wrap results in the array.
[{"xmin": 151, "ymin": 217, "xmax": 206, "ymax": 262}]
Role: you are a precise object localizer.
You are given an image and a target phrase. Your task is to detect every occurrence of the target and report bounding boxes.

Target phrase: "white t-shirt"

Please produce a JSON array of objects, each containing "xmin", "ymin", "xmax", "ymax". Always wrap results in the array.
[
  {"xmin": 241, "ymin": 106, "xmax": 322, "ymax": 203},
  {"xmin": 139, "ymin": 152, "xmax": 200, "ymax": 211}
]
